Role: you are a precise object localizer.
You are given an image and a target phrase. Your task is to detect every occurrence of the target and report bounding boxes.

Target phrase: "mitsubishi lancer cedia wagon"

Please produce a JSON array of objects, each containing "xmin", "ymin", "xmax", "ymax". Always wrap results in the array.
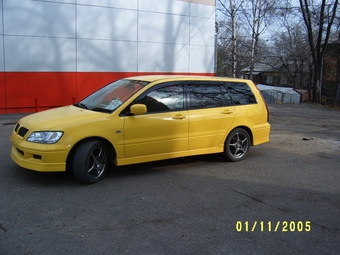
[{"xmin": 11, "ymin": 76, "xmax": 270, "ymax": 184}]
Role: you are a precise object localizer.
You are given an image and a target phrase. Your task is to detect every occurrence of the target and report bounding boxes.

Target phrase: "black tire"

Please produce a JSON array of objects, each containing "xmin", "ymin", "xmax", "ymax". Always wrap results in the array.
[
  {"xmin": 223, "ymin": 128, "xmax": 251, "ymax": 162},
  {"xmin": 73, "ymin": 140, "xmax": 108, "ymax": 184}
]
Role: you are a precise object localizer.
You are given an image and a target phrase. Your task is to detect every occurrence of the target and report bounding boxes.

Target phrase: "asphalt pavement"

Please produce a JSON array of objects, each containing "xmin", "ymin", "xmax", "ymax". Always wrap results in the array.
[{"xmin": 0, "ymin": 104, "xmax": 339, "ymax": 255}]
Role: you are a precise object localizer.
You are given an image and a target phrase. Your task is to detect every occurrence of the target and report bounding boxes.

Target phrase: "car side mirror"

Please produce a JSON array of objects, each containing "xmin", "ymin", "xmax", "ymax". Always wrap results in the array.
[{"xmin": 130, "ymin": 104, "xmax": 147, "ymax": 115}]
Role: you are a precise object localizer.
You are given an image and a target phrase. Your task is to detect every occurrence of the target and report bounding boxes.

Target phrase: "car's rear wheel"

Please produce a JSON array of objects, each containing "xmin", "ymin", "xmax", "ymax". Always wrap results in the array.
[
  {"xmin": 73, "ymin": 140, "xmax": 108, "ymax": 184},
  {"xmin": 223, "ymin": 128, "xmax": 250, "ymax": 162}
]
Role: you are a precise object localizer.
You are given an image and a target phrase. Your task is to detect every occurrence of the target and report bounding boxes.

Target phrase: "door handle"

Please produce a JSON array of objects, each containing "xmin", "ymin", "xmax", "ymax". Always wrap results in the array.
[
  {"xmin": 222, "ymin": 109, "xmax": 233, "ymax": 114},
  {"xmin": 172, "ymin": 114, "xmax": 186, "ymax": 120}
]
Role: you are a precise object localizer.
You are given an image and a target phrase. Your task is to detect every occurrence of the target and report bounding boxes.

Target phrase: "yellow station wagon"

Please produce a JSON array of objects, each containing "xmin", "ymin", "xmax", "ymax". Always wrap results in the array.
[{"xmin": 11, "ymin": 76, "xmax": 270, "ymax": 183}]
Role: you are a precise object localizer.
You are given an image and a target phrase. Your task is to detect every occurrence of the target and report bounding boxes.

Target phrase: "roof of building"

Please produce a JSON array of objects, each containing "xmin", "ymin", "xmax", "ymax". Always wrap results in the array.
[
  {"xmin": 256, "ymin": 84, "xmax": 299, "ymax": 94},
  {"xmin": 241, "ymin": 63, "xmax": 280, "ymax": 73}
]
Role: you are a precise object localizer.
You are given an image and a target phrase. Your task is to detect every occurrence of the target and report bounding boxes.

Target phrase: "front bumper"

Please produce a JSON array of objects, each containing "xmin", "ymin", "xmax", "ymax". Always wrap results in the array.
[{"xmin": 11, "ymin": 133, "xmax": 70, "ymax": 172}]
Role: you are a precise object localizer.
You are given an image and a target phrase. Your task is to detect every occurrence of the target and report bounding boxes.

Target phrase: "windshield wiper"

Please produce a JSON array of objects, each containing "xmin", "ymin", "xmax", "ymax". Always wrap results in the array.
[
  {"xmin": 74, "ymin": 103, "xmax": 89, "ymax": 109},
  {"xmin": 91, "ymin": 108, "xmax": 113, "ymax": 113}
]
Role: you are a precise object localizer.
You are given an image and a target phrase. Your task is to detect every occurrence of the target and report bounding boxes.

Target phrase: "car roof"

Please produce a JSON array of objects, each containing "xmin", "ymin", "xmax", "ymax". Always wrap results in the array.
[{"xmin": 126, "ymin": 75, "xmax": 251, "ymax": 83}]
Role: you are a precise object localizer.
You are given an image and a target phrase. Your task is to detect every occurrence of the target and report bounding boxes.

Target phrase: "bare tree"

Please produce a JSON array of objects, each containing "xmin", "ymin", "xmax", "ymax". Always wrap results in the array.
[
  {"xmin": 217, "ymin": 0, "xmax": 279, "ymax": 78},
  {"xmin": 273, "ymin": 27, "xmax": 312, "ymax": 87},
  {"xmin": 218, "ymin": 0, "xmax": 244, "ymax": 77},
  {"xmin": 299, "ymin": 0, "xmax": 339, "ymax": 103},
  {"xmin": 271, "ymin": 1, "xmax": 312, "ymax": 89},
  {"xmin": 240, "ymin": 0, "xmax": 281, "ymax": 80}
]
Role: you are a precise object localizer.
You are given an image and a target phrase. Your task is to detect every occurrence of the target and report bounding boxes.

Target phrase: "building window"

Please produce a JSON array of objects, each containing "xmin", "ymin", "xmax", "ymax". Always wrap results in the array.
[{"xmin": 266, "ymin": 76, "xmax": 273, "ymax": 84}]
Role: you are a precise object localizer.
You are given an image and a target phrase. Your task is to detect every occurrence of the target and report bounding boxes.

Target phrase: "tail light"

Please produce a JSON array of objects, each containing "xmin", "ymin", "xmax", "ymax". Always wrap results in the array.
[{"xmin": 255, "ymin": 85, "xmax": 269, "ymax": 122}]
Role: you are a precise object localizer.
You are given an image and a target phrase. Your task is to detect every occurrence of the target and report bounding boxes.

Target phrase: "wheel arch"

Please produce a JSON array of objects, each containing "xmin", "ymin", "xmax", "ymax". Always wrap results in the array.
[
  {"xmin": 226, "ymin": 126, "xmax": 253, "ymax": 146},
  {"xmin": 66, "ymin": 136, "xmax": 117, "ymax": 173}
]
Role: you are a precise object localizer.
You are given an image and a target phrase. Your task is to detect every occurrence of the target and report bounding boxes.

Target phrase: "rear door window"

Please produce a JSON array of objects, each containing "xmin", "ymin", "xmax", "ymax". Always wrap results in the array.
[{"xmin": 188, "ymin": 82, "xmax": 232, "ymax": 109}]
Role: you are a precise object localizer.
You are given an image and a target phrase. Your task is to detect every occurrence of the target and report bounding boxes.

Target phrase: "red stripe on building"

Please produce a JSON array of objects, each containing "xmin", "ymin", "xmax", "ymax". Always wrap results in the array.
[{"xmin": 0, "ymin": 72, "xmax": 214, "ymax": 113}]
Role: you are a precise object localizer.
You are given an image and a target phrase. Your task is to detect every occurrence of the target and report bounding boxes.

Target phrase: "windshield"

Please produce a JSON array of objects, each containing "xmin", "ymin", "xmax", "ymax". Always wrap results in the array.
[{"xmin": 75, "ymin": 79, "xmax": 149, "ymax": 113}]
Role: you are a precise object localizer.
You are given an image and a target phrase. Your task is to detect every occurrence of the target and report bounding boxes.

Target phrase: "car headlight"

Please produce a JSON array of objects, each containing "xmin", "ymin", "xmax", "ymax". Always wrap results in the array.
[{"xmin": 27, "ymin": 131, "xmax": 64, "ymax": 144}]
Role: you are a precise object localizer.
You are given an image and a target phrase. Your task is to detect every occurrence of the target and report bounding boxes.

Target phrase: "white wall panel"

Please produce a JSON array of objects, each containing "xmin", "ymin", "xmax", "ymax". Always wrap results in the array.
[
  {"xmin": 77, "ymin": 0, "xmax": 137, "ymax": 9},
  {"xmin": 139, "ymin": 0, "xmax": 189, "ymax": 15},
  {"xmin": 77, "ymin": 5, "xmax": 137, "ymax": 41},
  {"xmin": 35, "ymin": 0, "xmax": 76, "ymax": 3},
  {"xmin": 1, "ymin": 0, "xmax": 215, "ymax": 73},
  {"xmin": 0, "ymin": 7, "xmax": 3, "ymax": 71},
  {"xmin": 77, "ymin": 40, "xmax": 137, "ymax": 72},
  {"xmin": 3, "ymin": 0, "xmax": 76, "ymax": 38},
  {"xmin": 4, "ymin": 36, "xmax": 76, "ymax": 71},
  {"xmin": 138, "ymin": 42, "xmax": 189, "ymax": 72},
  {"xmin": 138, "ymin": 12, "xmax": 189, "ymax": 44},
  {"xmin": 190, "ymin": 17, "xmax": 215, "ymax": 46},
  {"xmin": 190, "ymin": 2, "xmax": 215, "ymax": 18},
  {"xmin": 189, "ymin": 45, "xmax": 214, "ymax": 73},
  {"xmin": 0, "ymin": 3, "xmax": 3, "ymax": 34}
]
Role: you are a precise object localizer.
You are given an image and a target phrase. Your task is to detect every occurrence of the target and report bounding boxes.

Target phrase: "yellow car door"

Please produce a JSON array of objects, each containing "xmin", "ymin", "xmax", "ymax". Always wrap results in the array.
[
  {"xmin": 123, "ymin": 83, "xmax": 188, "ymax": 158},
  {"xmin": 187, "ymin": 82, "xmax": 235, "ymax": 150}
]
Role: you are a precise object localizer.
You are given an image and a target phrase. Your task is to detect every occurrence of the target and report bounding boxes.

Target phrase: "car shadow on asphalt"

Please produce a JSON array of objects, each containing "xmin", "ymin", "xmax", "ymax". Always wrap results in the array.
[
  {"xmin": 12, "ymin": 167, "xmax": 79, "ymax": 186},
  {"xmin": 10, "ymin": 153, "xmax": 227, "ymax": 186},
  {"xmin": 11, "ymin": 150, "xmax": 266, "ymax": 186},
  {"xmin": 107, "ymin": 153, "xmax": 227, "ymax": 178}
]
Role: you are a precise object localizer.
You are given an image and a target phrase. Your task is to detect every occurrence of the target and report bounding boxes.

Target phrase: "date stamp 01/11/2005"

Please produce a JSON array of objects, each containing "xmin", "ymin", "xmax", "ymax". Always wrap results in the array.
[{"xmin": 236, "ymin": 221, "xmax": 311, "ymax": 232}]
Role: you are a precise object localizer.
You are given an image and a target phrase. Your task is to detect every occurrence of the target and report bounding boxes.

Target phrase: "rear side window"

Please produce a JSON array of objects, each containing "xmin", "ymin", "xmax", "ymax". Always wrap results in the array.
[
  {"xmin": 225, "ymin": 82, "xmax": 257, "ymax": 105},
  {"xmin": 188, "ymin": 83, "xmax": 233, "ymax": 109}
]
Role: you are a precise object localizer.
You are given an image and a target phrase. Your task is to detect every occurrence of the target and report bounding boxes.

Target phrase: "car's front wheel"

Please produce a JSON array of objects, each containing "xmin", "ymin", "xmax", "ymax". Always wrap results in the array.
[
  {"xmin": 73, "ymin": 140, "xmax": 108, "ymax": 184},
  {"xmin": 223, "ymin": 128, "xmax": 250, "ymax": 162}
]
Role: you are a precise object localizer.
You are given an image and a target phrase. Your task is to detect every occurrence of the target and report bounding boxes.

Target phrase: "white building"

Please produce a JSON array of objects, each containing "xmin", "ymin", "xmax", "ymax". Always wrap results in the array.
[{"xmin": 0, "ymin": 0, "xmax": 216, "ymax": 113}]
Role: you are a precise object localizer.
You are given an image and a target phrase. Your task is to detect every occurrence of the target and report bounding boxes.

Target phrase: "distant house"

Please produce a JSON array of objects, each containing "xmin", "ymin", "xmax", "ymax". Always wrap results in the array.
[
  {"xmin": 322, "ymin": 43, "xmax": 340, "ymax": 104},
  {"xmin": 241, "ymin": 63, "xmax": 287, "ymax": 86}
]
